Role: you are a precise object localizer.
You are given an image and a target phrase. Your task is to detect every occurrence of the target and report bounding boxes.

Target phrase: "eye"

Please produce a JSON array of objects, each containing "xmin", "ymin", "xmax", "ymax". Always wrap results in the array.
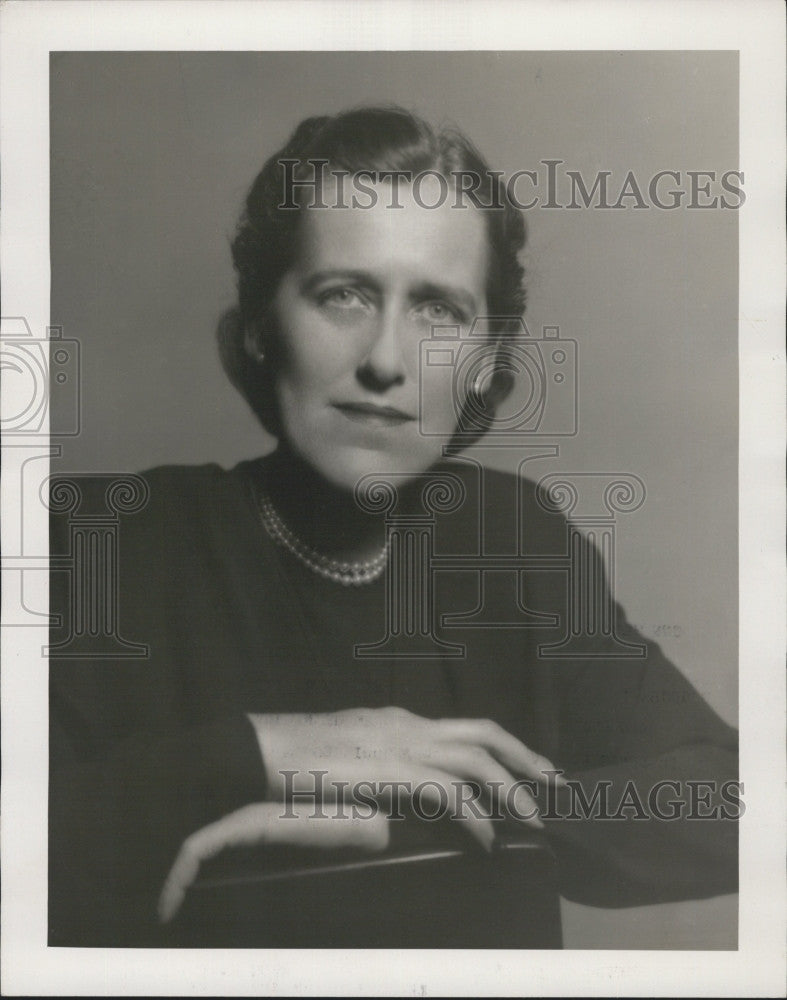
[
  {"xmin": 318, "ymin": 287, "xmax": 367, "ymax": 309},
  {"xmin": 419, "ymin": 301, "xmax": 463, "ymax": 323}
]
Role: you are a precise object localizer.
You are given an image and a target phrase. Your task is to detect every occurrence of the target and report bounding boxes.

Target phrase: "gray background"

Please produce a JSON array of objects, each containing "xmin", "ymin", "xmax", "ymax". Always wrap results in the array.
[{"xmin": 50, "ymin": 50, "xmax": 738, "ymax": 948}]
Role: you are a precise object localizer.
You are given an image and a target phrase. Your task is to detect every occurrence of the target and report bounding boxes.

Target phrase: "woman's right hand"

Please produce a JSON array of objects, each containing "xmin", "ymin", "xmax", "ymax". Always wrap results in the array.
[
  {"xmin": 247, "ymin": 706, "xmax": 558, "ymax": 851},
  {"xmin": 158, "ymin": 800, "xmax": 389, "ymax": 923}
]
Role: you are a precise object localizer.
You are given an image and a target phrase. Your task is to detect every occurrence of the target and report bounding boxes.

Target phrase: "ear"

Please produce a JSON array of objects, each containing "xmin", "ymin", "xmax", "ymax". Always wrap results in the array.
[{"xmin": 243, "ymin": 319, "xmax": 266, "ymax": 362}]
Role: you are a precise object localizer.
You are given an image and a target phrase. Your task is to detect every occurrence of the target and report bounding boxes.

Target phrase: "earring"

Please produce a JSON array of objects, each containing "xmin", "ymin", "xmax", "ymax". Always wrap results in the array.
[{"xmin": 244, "ymin": 320, "xmax": 268, "ymax": 365}]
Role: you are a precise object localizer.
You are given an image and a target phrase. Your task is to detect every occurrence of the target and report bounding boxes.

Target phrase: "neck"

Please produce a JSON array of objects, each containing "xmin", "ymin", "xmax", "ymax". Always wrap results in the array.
[{"xmin": 263, "ymin": 446, "xmax": 387, "ymax": 564}]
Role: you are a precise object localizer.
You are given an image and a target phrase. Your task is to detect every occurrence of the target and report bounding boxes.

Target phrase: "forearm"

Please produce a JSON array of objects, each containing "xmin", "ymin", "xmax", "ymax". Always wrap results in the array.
[
  {"xmin": 49, "ymin": 712, "xmax": 267, "ymax": 945},
  {"xmin": 538, "ymin": 742, "xmax": 739, "ymax": 907}
]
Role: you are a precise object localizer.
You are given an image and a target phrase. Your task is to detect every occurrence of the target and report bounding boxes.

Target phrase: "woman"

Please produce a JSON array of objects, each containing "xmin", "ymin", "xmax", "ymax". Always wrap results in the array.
[{"xmin": 49, "ymin": 107, "xmax": 738, "ymax": 946}]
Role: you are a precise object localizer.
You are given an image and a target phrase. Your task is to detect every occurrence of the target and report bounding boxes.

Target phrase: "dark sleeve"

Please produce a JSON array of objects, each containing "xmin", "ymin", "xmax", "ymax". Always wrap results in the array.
[
  {"xmin": 446, "ymin": 466, "xmax": 738, "ymax": 909},
  {"xmin": 49, "ymin": 698, "xmax": 267, "ymax": 945},
  {"xmin": 536, "ymin": 573, "xmax": 739, "ymax": 907},
  {"xmin": 48, "ymin": 469, "xmax": 268, "ymax": 946}
]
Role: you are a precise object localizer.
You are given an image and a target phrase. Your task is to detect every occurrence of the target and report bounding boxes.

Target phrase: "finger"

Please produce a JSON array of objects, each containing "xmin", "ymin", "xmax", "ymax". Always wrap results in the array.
[
  {"xmin": 430, "ymin": 743, "xmax": 515, "ymax": 790},
  {"xmin": 158, "ymin": 837, "xmax": 202, "ymax": 924},
  {"xmin": 269, "ymin": 808, "xmax": 391, "ymax": 853},
  {"xmin": 434, "ymin": 718, "xmax": 565, "ymax": 784},
  {"xmin": 428, "ymin": 744, "xmax": 544, "ymax": 829},
  {"xmin": 407, "ymin": 767, "xmax": 496, "ymax": 852},
  {"xmin": 214, "ymin": 801, "xmax": 390, "ymax": 853},
  {"xmin": 157, "ymin": 803, "xmax": 281, "ymax": 923},
  {"xmin": 157, "ymin": 803, "xmax": 389, "ymax": 923},
  {"xmin": 505, "ymin": 779, "xmax": 544, "ymax": 828}
]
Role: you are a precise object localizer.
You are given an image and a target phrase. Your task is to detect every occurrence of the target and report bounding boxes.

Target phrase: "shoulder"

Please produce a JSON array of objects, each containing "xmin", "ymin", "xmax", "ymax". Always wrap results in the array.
[
  {"xmin": 49, "ymin": 459, "xmax": 266, "ymax": 548},
  {"xmin": 137, "ymin": 459, "xmax": 270, "ymax": 538},
  {"xmin": 139, "ymin": 460, "xmax": 237, "ymax": 495},
  {"xmin": 49, "ymin": 461, "xmax": 231, "ymax": 505},
  {"xmin": 137, "ymin": 461, "xmax": 235, "ymax": 514}
]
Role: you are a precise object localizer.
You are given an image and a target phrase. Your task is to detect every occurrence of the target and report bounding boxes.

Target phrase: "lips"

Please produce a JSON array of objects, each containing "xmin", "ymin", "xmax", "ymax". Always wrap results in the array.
[{"xmin": 333, "ymin": 402, "xmax": 415, "ymax": 427}]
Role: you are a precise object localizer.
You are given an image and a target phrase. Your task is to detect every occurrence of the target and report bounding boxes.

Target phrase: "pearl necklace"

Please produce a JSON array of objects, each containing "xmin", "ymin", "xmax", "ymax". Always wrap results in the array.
[{"xmin": 257, "ymin": 489, "xmax": 389, "ymax": 586}]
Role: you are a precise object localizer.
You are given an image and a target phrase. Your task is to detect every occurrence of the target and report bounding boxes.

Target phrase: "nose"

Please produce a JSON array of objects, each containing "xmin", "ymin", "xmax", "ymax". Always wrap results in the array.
[{"xmin": 356, "ymin": 306, "xmax": 407, "ymax": 391}]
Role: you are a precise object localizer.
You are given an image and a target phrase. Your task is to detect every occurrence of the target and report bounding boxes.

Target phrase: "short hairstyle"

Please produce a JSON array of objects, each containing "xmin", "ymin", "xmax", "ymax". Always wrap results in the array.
[{"xmin": 218, "ymin": 105, "xmax": 527, "ymax": 436}]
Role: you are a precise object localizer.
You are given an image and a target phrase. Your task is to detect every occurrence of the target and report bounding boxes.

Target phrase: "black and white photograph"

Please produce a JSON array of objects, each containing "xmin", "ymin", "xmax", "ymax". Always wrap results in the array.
[{"xmin": 1, "ymin": 1, "xmax": 784, "ymax": 996}]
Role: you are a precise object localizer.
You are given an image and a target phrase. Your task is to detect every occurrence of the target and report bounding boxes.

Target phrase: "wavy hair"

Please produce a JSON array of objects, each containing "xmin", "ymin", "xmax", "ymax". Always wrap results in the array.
[{"xmin": 218, "ymin": 106, "xmax": 527, "ymax": 436}]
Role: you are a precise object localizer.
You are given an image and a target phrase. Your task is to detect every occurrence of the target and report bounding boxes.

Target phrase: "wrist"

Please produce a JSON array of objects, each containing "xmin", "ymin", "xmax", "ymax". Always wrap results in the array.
[{"xmin": 246, "ymin": 712, "xmax": 279, "ymax": 798}]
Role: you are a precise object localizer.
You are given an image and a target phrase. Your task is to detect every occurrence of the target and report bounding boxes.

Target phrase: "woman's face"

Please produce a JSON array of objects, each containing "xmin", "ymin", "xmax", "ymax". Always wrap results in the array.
[{"xmin": 268, "ymin": 177, "xmax": 489, "ymax": 493}]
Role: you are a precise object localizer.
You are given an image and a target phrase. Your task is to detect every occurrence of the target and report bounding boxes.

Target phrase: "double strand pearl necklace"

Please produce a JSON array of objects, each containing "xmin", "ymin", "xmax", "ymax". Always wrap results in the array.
[{"xmin": 257, "ymin": 489, "xmax": 389, "ymax": 586}]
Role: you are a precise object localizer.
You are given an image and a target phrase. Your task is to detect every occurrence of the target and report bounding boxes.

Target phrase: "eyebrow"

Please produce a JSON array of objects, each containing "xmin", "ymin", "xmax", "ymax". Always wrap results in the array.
[{"xmin": 300, "ymin": 270, "xmax": 480, "ymax": 315}]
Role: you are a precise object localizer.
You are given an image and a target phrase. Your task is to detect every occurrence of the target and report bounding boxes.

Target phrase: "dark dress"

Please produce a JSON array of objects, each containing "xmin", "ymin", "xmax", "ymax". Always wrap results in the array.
[{"xmin": 48, "ymin": 456, "xmax": 738, "ymax": 946}]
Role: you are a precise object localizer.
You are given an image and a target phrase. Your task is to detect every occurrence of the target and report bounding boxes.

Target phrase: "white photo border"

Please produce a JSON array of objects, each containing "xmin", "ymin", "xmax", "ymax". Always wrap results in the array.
[{"xmin": 1, "ymin": 0, "xmax": 785, "ymax": 995}]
